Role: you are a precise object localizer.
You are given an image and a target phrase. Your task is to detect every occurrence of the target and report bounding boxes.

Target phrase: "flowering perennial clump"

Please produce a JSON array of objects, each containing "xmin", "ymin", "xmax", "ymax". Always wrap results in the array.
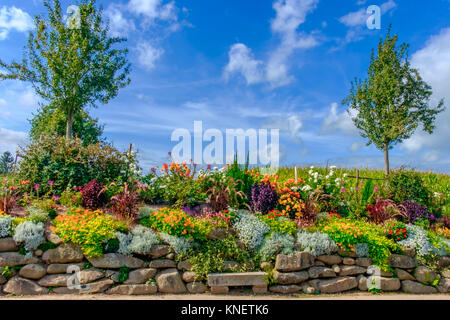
[
  {"xmin": 52, "ymin": 208, "xmax": 127, "ymax": 258},
  {"xmin": 140, "ymin": 207, "xmax": 196, "ymax": 238}
]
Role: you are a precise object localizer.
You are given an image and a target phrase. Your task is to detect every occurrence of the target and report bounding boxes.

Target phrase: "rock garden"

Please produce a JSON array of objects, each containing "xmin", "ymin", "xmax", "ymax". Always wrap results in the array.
[{"xmin": 0, "ymin": 137, "xmax": 449, "ymax": 297}]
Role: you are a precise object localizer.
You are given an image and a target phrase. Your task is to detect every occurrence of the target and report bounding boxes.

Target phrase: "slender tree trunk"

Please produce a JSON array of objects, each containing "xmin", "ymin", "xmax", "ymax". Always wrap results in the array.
[
  {"xmin": 66, "ymin": 110, "xmax": 74, "ymax": 140},
  {"xmin": 384, "ymin": 143, "xmax": 390, "ymax": 176}
]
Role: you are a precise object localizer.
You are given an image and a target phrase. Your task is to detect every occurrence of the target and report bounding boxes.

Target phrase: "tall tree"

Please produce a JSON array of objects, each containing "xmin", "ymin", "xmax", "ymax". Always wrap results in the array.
[
  {"xmin": 0, "ymin": 151, "xmax": 14, "ymax": 174},
  {"xmin": 0, "ymin": 0, "xmax": 131, "ymax": 140},
  {"xmin": 343, "ymin": 27, "xmax": 444, "ymax": 175}
]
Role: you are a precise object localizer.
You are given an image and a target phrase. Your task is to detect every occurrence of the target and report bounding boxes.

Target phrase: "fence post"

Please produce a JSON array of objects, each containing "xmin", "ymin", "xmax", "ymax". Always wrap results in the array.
[{"xmin": 356, "ymin": 169, "xmax": 360, "ymax": 186}]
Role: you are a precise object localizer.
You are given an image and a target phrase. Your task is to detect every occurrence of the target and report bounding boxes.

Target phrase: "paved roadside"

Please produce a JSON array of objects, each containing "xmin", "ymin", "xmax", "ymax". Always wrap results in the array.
[{"xmin": 0, "ymin": 293, "xmax": 449, "ymax": 300}]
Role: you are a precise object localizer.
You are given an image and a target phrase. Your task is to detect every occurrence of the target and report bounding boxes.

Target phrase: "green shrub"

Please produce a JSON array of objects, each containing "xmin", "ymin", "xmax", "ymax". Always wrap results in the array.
[
  {"xmin": 18, "ymin": 135, "xmax": 135, "ymax": 195},
  {"xmin": 387, "ymin": 169, "xmax": 431, "ymax": 206}
]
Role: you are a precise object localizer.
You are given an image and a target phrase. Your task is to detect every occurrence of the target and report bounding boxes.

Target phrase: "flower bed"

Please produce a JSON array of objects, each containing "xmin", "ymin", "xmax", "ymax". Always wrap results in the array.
[{"xmin": 0, "ymin": 161, "xmax": 449, "ymax": 296}]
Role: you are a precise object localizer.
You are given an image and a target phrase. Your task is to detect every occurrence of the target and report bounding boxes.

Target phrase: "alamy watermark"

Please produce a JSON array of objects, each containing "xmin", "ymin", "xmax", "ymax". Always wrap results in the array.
[
  {"xmin": 66, "ymin": 265, "xmax": 90, "ymax": 291},
  {"xmin": 170, "ymin": 121, "xmax": 280, "ymax": 174},
  {"xmin": 367, "ymin": 5, "xmax": 381, "ymax": 30},
  {"xmin": 66, "ymin": 5, "xmax": 81, "ymax": 30}
]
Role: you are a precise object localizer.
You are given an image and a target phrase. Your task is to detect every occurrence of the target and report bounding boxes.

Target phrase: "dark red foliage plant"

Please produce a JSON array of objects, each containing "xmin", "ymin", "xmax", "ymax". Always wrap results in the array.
[
  {"xmin": 367, "ymin": 197, "xmax": 405, "ymax": 224},
  {"xmin": 110, "ymin": 182, "xmax": 139, "ymax": 224},
  {"xmin": 81, "ymin": 179, "xmax": 107, "ymax": 209}
]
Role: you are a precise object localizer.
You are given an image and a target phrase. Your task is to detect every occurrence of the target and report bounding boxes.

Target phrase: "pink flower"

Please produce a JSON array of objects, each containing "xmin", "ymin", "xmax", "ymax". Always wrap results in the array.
[
  {"xmin": 34, "ymin": 184, "xmax": 40, "ymax": 190},
  {"xmin": 151, "ymin": 167, "xmax": 156, "ymax": 173},
  {"xmin": 374, "ymin": 185, "xmax": 379, "ymax": 192},
  {"xmin": 340, "ymin": 187, "xmax": 346, "ymax": 193},
  {"xmin": 48, "ymin": 180, "xmax": 55, "ymax": 186},
  {"xmin": 207, "ymin": 164, "xmax": 212, "ymax": 170}
]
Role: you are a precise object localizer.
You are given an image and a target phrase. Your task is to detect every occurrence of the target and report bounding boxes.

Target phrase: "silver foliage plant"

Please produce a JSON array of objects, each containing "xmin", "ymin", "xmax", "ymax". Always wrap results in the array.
[
  {"xmin": 398, "ymin": 224, "xmax": 449, "ymax": 257},
  {"xmin": 117, "ymin": 225, "xmax": 161, "ymax": 255},
  {"xmin": 26, "ymin": 206, "xmax": 50, "ymax": 223},
  {"xmin": 159, "ymin": 232, "xmax": 193, "ymax": 255},
  {"xmin": 296, "ymin": 231, "xmax": 338, "ymax": 256},
  {"xmin": 257, "ymin": 232, "xmax": 295, "ymax": 261},
  {"xmin": 233, "ymin": 212, "xmax": 270, "ymax": 250},
  {"xmin": 13, "ymin": 221, "xmax": 45, "ymax": 257},
  {"xmin": 0, "ymin": 216, "xmax": 12, "ymax": 238},
  {"xmin": 355, "ymin": 243, "xmax": 370, "ymax": 257}
]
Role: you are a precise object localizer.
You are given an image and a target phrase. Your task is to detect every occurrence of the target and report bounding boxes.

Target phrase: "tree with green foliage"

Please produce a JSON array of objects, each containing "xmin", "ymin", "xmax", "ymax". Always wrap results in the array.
[
  {"xmin": 0, "ymin": 151, "xmax": 14, "ymax": 174},
  {"xmin": 342, "ymin": 27, "xmax": 444, "ymax": 175},
  {"xmin": 30, "ymin": 103, "xmax": 104, "ymax": 146},
  {"xmin": 0, "ymin": 0, "xmax": 131, "ymax": 140}
]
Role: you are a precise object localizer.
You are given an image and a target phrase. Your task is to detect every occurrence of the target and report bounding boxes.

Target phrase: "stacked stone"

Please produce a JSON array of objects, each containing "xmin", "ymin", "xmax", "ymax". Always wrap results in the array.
[
  {"xmin": 1, "ymin": 234, "xmax": 449, "ymax": 296},
  {"xmin": 0, "ymin": 234, "xmax": 205, "ymax": 296},
  {"xmin": 268, "ymin": 250, "xmax": 450, "ymax": 295}
]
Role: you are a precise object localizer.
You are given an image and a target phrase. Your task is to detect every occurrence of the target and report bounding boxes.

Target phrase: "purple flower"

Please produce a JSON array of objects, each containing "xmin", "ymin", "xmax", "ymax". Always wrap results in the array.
[
  {"xmin": 53, "ymin": 195, "xmax": 60, "ymax": 201},
  {"xmin": 403, "ymin": 200, "xmax": 431, "ymax": 224},
  {"xmin": 250, "ymin": 184, "xmax": 278, "ymax": 214},
  {"xmin": 340, "ymin": 187, "xmax": 346, "ymax": 193},
  {"xmin": 207, "ymin": 164, "xmax": 212, "ymax": 171},
  {"xmin": 151, "ymin": 167, "xmax": 156, "ymax": 173}
]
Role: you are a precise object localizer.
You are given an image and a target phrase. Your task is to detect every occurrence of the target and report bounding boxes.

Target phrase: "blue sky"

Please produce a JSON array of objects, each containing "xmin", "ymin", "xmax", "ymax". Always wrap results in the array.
[{"xmin": 0, "ymin": 0, "xmax": 449, "ymax": 173}]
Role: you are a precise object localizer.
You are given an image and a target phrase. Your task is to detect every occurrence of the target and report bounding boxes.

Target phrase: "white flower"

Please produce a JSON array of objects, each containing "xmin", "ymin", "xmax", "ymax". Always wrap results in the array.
[
  {"xmin": 330, "ymin": 166, "xmax": 337, "ymax": 170},
  {"xmin": 343, "ymin": 173, "xmax": 348, "ymax": 178},
  {"xmin": 310, "ymin": 166, "xmax": 315, "ymax": 169},
  {"xmin": 301, "ymin": 185, "xmax": 312, "ymax": 192}
]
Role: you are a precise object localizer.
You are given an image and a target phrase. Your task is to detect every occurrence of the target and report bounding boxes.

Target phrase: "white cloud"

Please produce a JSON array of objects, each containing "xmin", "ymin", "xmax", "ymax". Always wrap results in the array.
[
  {"xmin": 401, "ymin": 28, "xmax": 450, "ymax": 158},
  {"xmin": 224, "ymin": 0, "xmax": 319, "ymax": 88},
  {"xmin": 261, "ymin": 114, "xmax": 304, "ymax": 146},
  {"xmin": 136, "ymin": 41, "xmax": 164, "ymax": 70},
  {"xmin": 0, "ymin": 6, "xmax": 34, "ymax": 40},
  {"xmin": 350, "ymin": 142, "xmax": 363, "ymax": 152},
  {"xmin": 321, "ymin": 102, "xmax": 358, "ymax": 136},
  {"xmin": 339, "ymin": 8, "xmax": 367, "ymax": 27},
  {"xmin": 128, "ymin": 0, "xmax": 177, "ymax": 22},
  {"xmin": 224, "ymin": 44, "xmax": 264, "ymax": 85},
  {"xmin": 104, "ymin": 4, "xmax": 136, "ymax": 37},
  {"xmin": 0, "ymin": 128, "xmax": 28, "ymax": 153}
]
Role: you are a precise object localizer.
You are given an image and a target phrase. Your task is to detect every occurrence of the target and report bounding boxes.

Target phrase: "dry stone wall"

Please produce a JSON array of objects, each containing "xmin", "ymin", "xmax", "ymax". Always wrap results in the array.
[{"xmin": 0, "ymin": 235, "xmax": 449, "ymax": 296}]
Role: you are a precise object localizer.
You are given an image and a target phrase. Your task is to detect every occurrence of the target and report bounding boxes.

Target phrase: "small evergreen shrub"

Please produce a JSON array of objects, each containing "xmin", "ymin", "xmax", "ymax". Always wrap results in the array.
[{"xmin": 387, "ymin": 169, "xmax": 431, "ymax": 205}]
